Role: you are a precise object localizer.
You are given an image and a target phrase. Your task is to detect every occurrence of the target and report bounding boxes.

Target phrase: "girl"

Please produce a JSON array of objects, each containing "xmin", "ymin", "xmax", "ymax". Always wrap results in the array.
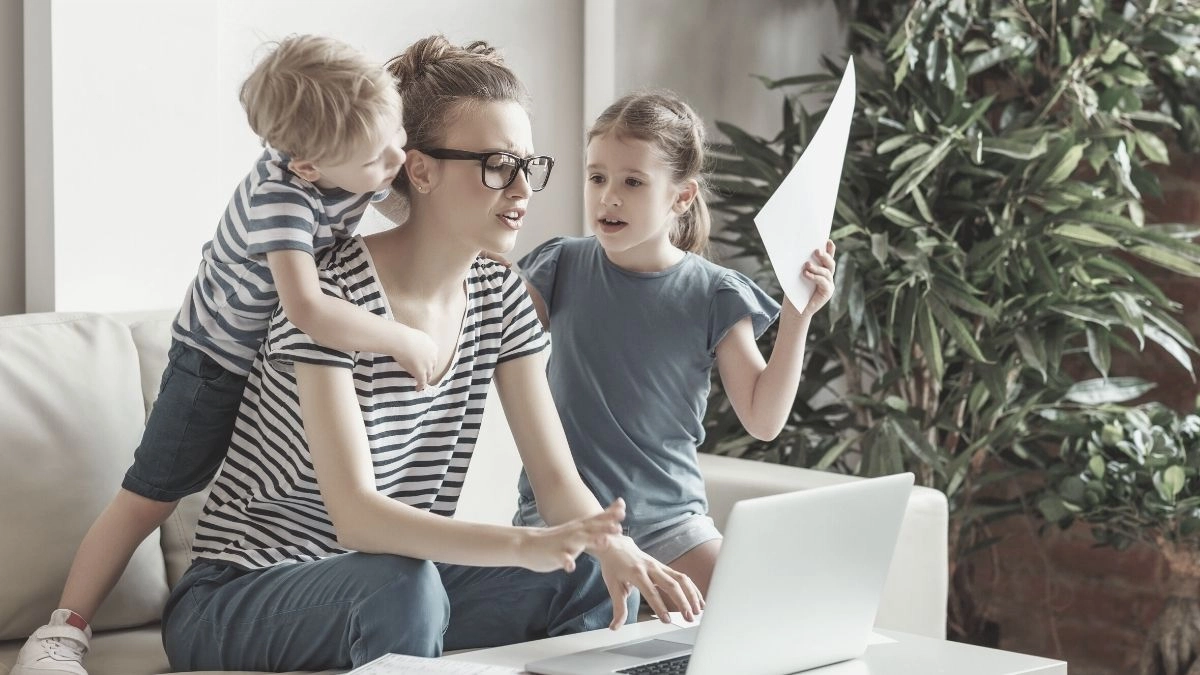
[
  {"xmin": 513, "ymin": 90, "xmax": 837, "ymax": 595},
  {"xmin": 160, "ymin": 39, "xmax": 701, "ymax": 673}
]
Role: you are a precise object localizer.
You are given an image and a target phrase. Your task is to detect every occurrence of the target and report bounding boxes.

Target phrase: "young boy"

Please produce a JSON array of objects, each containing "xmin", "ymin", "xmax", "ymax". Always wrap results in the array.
[{"xmin": 13, "ymin": 35, "xmax": 433, "ymax": 675}]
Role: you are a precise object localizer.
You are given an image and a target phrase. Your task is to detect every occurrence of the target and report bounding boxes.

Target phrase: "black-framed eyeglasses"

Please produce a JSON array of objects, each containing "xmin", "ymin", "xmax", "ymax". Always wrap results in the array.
[{"xmin": 418, "ymin": 148, "xmax": 555, "ymax": 192}]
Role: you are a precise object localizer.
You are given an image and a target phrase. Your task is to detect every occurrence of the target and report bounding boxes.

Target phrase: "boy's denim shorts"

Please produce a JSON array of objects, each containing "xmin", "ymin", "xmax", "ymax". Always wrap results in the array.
[
  {"xmin": 514, "ymin": 498, "xmax": 722, "ymax": 565},
  {"xmin": 121, "ymin": 339, "xmax": 248, "ymax": 502}
]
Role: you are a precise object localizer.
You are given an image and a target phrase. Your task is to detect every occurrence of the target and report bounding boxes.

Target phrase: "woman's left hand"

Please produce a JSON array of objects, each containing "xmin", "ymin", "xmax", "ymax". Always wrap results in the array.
[
  {"xmin": 792, "ymin": 239, "xmax": 836, "ymax": 319},
  {"xmin": 592, "ymin": 535, "xmax": 704, "ymax": 629}
]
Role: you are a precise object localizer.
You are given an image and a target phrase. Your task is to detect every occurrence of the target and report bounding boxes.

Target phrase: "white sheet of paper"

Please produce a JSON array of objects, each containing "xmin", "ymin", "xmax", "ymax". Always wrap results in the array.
[
  {"xmin": 349, "ymin": 653, "xmax": 521, "ymax": 675},
  {"xmin": 753, "ymin": 58, "xmax": 856, "ymax": 311}
]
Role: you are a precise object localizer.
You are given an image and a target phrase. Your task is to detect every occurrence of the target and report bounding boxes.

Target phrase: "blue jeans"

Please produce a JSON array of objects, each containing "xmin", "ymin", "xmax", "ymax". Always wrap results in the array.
[
  {"xmin": 122, "ymin": 339, "xmax": 247, "ymax": 501},
  {"xmin": 163, "ymin": 553, "xmax": 636, "ymax": 672}
]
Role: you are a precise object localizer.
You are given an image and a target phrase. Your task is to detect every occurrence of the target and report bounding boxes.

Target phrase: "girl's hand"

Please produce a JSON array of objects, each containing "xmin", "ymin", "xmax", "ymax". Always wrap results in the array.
[
  {"xmin": 516, "ymin": 499, "xmax": 624, "ymax": 573},
  {"xmin": 792, "ymin": 239, "xmax": 836, "ymax": 319},
  {"xmin": 592, "ymin": 531, "xmax": 705, "ymax": 629}
]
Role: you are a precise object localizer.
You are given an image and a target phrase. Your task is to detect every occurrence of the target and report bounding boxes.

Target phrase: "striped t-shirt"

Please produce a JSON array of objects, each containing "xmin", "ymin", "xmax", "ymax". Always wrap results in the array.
[
  {"xmin": 171, "ymin": 148, "xmax": 378, "ymax": 375},
  {"xmin": 190, "ymin": 237, "xmax": 548, "ymax": 570}
]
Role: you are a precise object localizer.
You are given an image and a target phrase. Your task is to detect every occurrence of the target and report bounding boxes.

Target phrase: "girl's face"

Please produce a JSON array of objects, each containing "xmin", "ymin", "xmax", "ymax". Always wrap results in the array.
[
  {"xmin": 584, "ymin": 132, "xmax": 694, "ymax": 262},
  {"xmin": 418, "ymin": 100, "xmax": 535, "ymax": 255}
]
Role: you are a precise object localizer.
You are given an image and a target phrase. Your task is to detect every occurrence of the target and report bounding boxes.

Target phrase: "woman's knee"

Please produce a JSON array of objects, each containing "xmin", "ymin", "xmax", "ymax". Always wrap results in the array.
[{"xmin": 349, "ymin": 555, "xmax": 450, "ymax": 661}]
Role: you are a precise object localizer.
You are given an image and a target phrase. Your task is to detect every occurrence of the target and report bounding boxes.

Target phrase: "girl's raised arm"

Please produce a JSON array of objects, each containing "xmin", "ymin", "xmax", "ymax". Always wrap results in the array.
[{"xmin": 716, "ymin": 241, "xmax": 836, "ymax": 440}]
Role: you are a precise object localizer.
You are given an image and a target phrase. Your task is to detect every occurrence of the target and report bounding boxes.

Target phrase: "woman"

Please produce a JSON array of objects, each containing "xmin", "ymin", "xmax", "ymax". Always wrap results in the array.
[{"xmin": 161, "ymin": 35, "xmax": 702, "ymax": 673}]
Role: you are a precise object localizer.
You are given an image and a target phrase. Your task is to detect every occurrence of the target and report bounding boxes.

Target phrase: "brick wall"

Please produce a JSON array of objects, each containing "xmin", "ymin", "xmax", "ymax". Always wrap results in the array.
[
  {"xmin": 965, "ymin": 153, "xmax": 1200, "ymax": 674},
  {"xmin": 972, "ymin": 519, "xmax": 1169, "ymax": 674}
]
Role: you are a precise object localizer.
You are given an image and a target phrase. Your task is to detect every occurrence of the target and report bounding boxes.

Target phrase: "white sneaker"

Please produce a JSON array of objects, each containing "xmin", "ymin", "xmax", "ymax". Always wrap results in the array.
[{"xmin": 10, "ymin": 609, "xmax": 91, "ymax": 675}]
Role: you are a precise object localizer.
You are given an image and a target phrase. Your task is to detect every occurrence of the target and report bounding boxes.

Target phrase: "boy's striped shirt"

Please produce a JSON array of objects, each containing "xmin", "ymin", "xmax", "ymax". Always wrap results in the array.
[
  {"xmin": 190, "ymin": 238, "xmax": 547, "ymax": 569},
  {"xmin": 172, "ymin": 148, "xmax": 376, "ymax": 375}
]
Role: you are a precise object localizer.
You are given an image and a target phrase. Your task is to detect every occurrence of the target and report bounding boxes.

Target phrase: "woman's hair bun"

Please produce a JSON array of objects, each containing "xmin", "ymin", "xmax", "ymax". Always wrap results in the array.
[
  {"xmin": 386, "ymin": 36, "xmax": 508, "ymax": 86},
  {"xmin": 385, "ymin": 34, "xmax": 452, "ymax": 84}
]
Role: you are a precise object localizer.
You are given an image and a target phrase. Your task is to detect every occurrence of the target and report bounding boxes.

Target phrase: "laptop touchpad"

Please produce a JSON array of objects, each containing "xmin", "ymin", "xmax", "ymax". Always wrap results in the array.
[{"xmin": 605, "ymin": 640, "xmax": 688, "ymax": 659}]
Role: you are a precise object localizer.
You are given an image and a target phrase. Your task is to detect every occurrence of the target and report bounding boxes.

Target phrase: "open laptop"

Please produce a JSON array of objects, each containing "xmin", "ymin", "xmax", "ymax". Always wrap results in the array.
[{"xmin": 525, "ymin": 472, "xmax": 914, "ymax": 675}]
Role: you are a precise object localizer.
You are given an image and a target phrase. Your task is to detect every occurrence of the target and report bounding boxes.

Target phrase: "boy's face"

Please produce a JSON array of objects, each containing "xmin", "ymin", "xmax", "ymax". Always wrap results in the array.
[{"xmin": 309, "ymin": 112, "xmax": 407, "ymax": 195}]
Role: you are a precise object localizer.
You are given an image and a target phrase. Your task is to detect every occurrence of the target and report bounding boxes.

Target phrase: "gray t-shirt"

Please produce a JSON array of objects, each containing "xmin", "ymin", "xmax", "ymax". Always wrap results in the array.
[{"xmin": 516, "ymin": 236, "xmax": 779, "ymax": 526}]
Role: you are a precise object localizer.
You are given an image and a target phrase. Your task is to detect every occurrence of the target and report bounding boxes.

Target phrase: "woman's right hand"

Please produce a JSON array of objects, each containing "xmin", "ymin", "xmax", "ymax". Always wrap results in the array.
[{"xmin": 517, "ymin": 499, "xmax": 625, "ymax": 573}]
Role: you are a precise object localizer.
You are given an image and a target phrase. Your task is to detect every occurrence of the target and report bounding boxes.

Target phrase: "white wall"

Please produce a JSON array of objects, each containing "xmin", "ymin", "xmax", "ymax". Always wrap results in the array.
[
  {"xmin": 0, "ymin": 0, "xmax": 22, "ymax": 316},
  {"xmin": 23, "ymin": 0, "xmax": 584, "ymax": 313},
  {"xmin": 8, "ymin": 0, "xmax": 846, "ymax": 315},
  {"xmin": 614, "ymin": 0, "xmax": 847, "ymax": 140}
]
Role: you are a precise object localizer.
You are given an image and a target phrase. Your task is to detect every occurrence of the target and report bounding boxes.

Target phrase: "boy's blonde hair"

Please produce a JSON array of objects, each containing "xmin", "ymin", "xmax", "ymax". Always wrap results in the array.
[
  {"xmin": 588, "ymin": 90, "xmax": 711, "ymax": 256},
  {"xmin": 240, "ymin": 35, "xmax": 400, "ymax": 164}
]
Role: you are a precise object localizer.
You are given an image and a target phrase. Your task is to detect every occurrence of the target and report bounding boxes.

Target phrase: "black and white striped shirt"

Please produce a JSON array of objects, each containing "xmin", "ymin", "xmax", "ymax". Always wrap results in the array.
[
  {"xmin": 190, "ymin": 236, "xmax": 548, "ymax": 570},
  {"xmin": 171, "ymin": 148, "xmax": 377, "ymax": 375}
]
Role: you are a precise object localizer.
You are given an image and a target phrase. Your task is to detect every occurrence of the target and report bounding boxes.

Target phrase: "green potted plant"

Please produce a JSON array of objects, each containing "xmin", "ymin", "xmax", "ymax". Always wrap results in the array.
[
  {"xmin": 1040, "ymin": 401, "xmax": 1200, "ymax": 673},
  {"xmin": 700, "ymin": 0, "xmax": 1200, "ymax": 642}
]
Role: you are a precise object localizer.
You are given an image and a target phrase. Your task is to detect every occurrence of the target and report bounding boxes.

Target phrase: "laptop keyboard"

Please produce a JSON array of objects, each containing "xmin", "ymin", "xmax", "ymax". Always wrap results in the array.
[{"xmin": 617, "ymin": 654, "xmax": 691, "ymax": 674}]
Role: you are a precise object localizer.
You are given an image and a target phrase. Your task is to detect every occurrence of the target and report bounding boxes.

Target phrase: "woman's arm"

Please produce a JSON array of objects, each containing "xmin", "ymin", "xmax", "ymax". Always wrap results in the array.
[
  {"xmin": 492, "ymin": 351, "xmax": 596, "ymax": 525},
  {"xmin": 493, "ymin": 352, "xmax": 704, "ymax": 626},
  {"xmin": 269, "ymin": 250, "xmax": 441, "ymax": 387},
  {"xmin": 294, "ymin": 361, "xmax": 620, "ymax": 571},
  {"xmin": 716, "ymin": 241, "xmax": 836, "ymax": 440}
]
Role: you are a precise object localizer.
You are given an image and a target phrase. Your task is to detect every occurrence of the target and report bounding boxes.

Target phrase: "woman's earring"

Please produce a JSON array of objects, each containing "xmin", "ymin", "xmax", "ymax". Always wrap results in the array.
[{"xmin": 416, "ymin": 185, "xmax": 428, "ymax": 194}]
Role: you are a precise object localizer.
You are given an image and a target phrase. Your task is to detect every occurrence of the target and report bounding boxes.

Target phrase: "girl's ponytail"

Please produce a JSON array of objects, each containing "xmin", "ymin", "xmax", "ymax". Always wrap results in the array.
[{"xmin": 672, "ymin": 190, "xmax": 710, "ymax": 255}]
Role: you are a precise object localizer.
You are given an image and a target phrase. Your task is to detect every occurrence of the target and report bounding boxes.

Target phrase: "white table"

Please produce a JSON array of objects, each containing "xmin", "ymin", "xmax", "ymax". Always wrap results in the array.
[{"xmin": 444, "ymin": 620, "xmax": 1067, "ymax": 674}]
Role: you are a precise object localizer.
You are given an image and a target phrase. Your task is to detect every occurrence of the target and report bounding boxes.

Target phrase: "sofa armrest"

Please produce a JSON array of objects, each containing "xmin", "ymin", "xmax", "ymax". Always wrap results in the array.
[{"xmin": 697, "ymin": 454, "xmax": 948, "ymax": 639}]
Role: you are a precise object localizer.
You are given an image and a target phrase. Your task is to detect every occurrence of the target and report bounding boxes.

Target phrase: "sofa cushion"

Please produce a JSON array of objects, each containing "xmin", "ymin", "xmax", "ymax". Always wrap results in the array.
[{"xmin": 0, "ymin": 313, "xmax": 170, "ymax": 639}]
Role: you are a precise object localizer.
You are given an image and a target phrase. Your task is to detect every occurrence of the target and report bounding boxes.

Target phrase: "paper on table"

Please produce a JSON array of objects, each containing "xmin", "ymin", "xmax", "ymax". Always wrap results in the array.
[
  {"xmin": 349, "ymin": 653, "xmax": 522, "ymax": 674},
  {"xmin": 753, "ymin": 58, "xmax": 856, "ymax": 311}
]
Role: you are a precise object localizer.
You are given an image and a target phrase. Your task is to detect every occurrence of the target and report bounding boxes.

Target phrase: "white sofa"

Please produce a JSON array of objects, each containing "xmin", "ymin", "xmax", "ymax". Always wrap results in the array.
[{"xmin": 0, "ymin": 311, "xmax": 949, "ymax": 675}]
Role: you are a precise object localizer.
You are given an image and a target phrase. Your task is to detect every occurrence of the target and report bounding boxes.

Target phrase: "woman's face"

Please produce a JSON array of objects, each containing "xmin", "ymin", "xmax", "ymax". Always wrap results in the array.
[{"xmin": 421, "ymin": 100, "xmax": 536, "ymax": 255}]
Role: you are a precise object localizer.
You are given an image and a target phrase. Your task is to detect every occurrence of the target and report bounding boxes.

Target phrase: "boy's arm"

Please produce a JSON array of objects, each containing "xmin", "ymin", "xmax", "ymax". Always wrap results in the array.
[{"xmin": 267, "ymin": 249, "xmax": 440, "ymax": 388}]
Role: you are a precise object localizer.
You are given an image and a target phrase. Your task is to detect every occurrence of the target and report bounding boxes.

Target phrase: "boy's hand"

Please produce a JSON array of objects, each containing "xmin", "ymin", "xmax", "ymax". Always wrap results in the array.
[
  {"xmin": 391, "ymin": 325, "xmax": 440, "ymax": 390},
  {"xmin": 480, "ymin": 250, "xmax": 513, "ymax": 268},
  {"xmin": 789, "ymin": 239, "xmax": 836, "ymax": 319}
]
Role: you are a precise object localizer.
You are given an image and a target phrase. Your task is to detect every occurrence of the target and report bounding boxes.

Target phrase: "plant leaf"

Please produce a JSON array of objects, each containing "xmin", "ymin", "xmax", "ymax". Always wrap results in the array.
[
  {"xmin": 1134, "ymin": 129, "xmax": 1171, "ymax": 164},
  {"xmin": 928, "ymin": 295, "xmax": 988, "ymax": 362},
  {"xmin": 1052, "ymin": 224, "xmax": 1121, "ymax": 247},
  {"xmin": 1144, "ymin": 324, "xmax": 1197, "ymax": 381},
  {"xmin": 1087, "ymin": 327, "xmax": 1112, "ymax": 378},
  {"xmin": 1064, "ymin": 377, "xmax": 1156, "ymax": 405},
  {"xmin": 1131, "ymin": 246, "xmax": 1200, "ymax": 277}
]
